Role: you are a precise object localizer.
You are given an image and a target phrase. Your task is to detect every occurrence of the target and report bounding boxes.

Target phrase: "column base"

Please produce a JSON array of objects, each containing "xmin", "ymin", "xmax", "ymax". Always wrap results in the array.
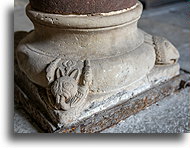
[{"xmin": 15, "ymin": 61, "xmax": 184, "ymax": 133}]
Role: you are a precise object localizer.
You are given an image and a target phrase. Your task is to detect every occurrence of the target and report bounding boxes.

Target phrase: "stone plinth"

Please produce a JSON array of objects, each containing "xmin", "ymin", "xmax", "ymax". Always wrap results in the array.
[{"xmin": 15, "ymin": 58, "xmax": 182, "ymax": 132}]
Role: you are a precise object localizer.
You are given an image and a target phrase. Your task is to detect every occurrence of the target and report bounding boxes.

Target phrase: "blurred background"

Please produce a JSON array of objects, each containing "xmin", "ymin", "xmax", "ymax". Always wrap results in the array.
[
  {"xmin": 14, "ymin": 0, "xmax": 189, "ymax": 133},
  {"xmin": 140, "ymin": 0, "xmax": 187, "ymax": 8}
]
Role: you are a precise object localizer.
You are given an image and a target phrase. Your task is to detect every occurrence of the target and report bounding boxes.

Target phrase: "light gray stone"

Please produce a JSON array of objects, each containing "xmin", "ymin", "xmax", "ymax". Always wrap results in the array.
[
  {"xmin": 15, "ymin": 0, "xmax": 28, "ymax": 9},
  {"xmin": 139, "ymin": 1, "xmax": 190, "ymax": 72},
  {"xmin": 15, "ymin": 1, "xmax": 180, "ymax": 126},
  {"xmin": 14, "ymin": 0, "xmax": 32, "ymax": 32},
  {"xmin": 14, "ymin": 105, "xmax": 40, "ymax": 133},
  {"xmin": 15, "ymin": 0, "xmax": 189, "ymax": 132},
  {"xmin": 102, "ymin": 88, "xmax": 190, "ymax": 133}
]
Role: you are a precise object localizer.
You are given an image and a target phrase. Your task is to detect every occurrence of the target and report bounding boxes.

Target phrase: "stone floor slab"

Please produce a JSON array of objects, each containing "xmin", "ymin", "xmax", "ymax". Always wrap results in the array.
[{"xmin": 102, "ymin": 87, "xmax": 190, "ymax": 133}]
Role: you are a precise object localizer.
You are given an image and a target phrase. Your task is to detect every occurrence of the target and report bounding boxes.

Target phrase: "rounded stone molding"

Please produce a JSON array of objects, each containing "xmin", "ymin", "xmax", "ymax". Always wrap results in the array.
[
  {"xmin": 15, "ymin": 0, "xmax": 180, "ymax": 124},
  {"xmin": 16, "ymin": 1, "xmax": 156, "ymax": 95},
  {"xmin": 26, "ymin": 2, "xmax": 141, "ymax": 29}
]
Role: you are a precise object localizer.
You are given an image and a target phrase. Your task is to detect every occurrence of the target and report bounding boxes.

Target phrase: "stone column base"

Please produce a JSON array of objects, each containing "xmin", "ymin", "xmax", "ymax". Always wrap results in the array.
[
  {"xmin": 15, "ymin": 60, "xmax": 186, "ymax": 133},
  {"xmin": 14, "ymin": 0, "xmax": 182, "ymax": 132}
]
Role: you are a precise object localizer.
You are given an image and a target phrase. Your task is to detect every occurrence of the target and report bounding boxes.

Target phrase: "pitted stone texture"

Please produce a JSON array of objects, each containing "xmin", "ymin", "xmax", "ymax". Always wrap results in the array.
[
  {"xmin": 15, "ymin": 61, "xmax": 181, "ymax": 131},
  {"xmin": 139, "ymin": 2, "xmax": 190, "ymax": 72},
  {"xmin": 14, "ymin": 105, "xmax": 40, "ymax": 133},
  {"xmin": 46, "ymin": 58, "xmax": 92, "ymax": 111},
  {"xmin": 153, "ymin": 36, "xmax": 180, "ymax": 65},
  {"xmin": 16, "ymin": 2, "xmax": 157, "ymax": 95},
  {"xmin": 16, "ymin": 1, "xmax": 179, "ymax": 99},
  {"xmin": 15, "ymin": 1, "xmax": 180, "ymax": 130},
  {"xmin": 102, "ymin": 88, "xmax": 190, "ymax": 133},
  {"xmin": 14, "ymin": 76, "xmax": 190, "ymax": 133},
  {"xmin": 29, "ymin": 0, "xmax": 137, "ymax": 15},
  {"xmin": 14, "ymin": 1, "xmax": 189, "ymax": 133}
]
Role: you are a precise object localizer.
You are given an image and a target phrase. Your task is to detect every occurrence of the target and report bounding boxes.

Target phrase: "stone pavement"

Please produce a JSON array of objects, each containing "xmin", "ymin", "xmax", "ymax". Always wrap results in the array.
[
  {"xmin": 14, "ymin": 104, "xmax": 42, "ymax": 133},
  {"xmin": 102, "ymin": 88, "xmax": 190, "ymax": 133},
  {"xmin": 14, "ymin": 0, "xmax": 190, "ymax": 133}
]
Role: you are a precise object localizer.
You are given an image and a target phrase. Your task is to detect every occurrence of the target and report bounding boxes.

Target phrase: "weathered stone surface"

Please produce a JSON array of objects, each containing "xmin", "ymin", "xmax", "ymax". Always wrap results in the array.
[
  {"xmin": 14, "ymin": 85, "xmax": 57, "ymax": 133},
  {"xmin": 14, "ymin": 1, "xmax": 189, "ymax": 133},
  {"xmin": 14, "ymin": 1, "xmax": 180, "ymax": 131},
  {"xmin": 14, "ymin": 1, "xmax": 189, "ymax": 73},
  {"xmin": 16, "ymin": 1, "xmax": 179, "ymax": 115},
  {"xmin": 14, "ymin": 0, "xmax": 186, "ymax": 133},
  {"xmin": 14, "ymin": 77, "xmax": 190, "ymax": 134},
  {"xmin": 17, "ymin": 3, "xmax": 152, "ymax": 93},
  {"xmin": 29, "ymin": 0, "xmax": 137, "ymax": 15},
  {"xmin": 15, "ymin": 47, "xmax": 182, "ymax": 132},
  {"xmin": 14, "ymin": 103, "xmax": 41, "ymax": 133},
  {"xmin": 102, "ymin": 87, "xmax": 190, "ymax": 133},
  {"xmin": 139, "ymin": 2, "xmax": 190, "ymax": 72},
  {"xmin": 15, "ymin": 70, "xmax": 189, "ymax": 133}
]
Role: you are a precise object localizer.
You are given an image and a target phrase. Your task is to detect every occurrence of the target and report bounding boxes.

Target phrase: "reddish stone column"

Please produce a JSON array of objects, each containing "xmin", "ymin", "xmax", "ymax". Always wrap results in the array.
[{"xmin": 29, "ymin": 0, "xmax": 137, "ymax": 14}]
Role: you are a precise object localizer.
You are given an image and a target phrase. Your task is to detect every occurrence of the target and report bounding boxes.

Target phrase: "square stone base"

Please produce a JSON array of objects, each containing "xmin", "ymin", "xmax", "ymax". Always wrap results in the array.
[{"xmin": 15, "ymin": 61, "xmax": 187, "ymax": 133}]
